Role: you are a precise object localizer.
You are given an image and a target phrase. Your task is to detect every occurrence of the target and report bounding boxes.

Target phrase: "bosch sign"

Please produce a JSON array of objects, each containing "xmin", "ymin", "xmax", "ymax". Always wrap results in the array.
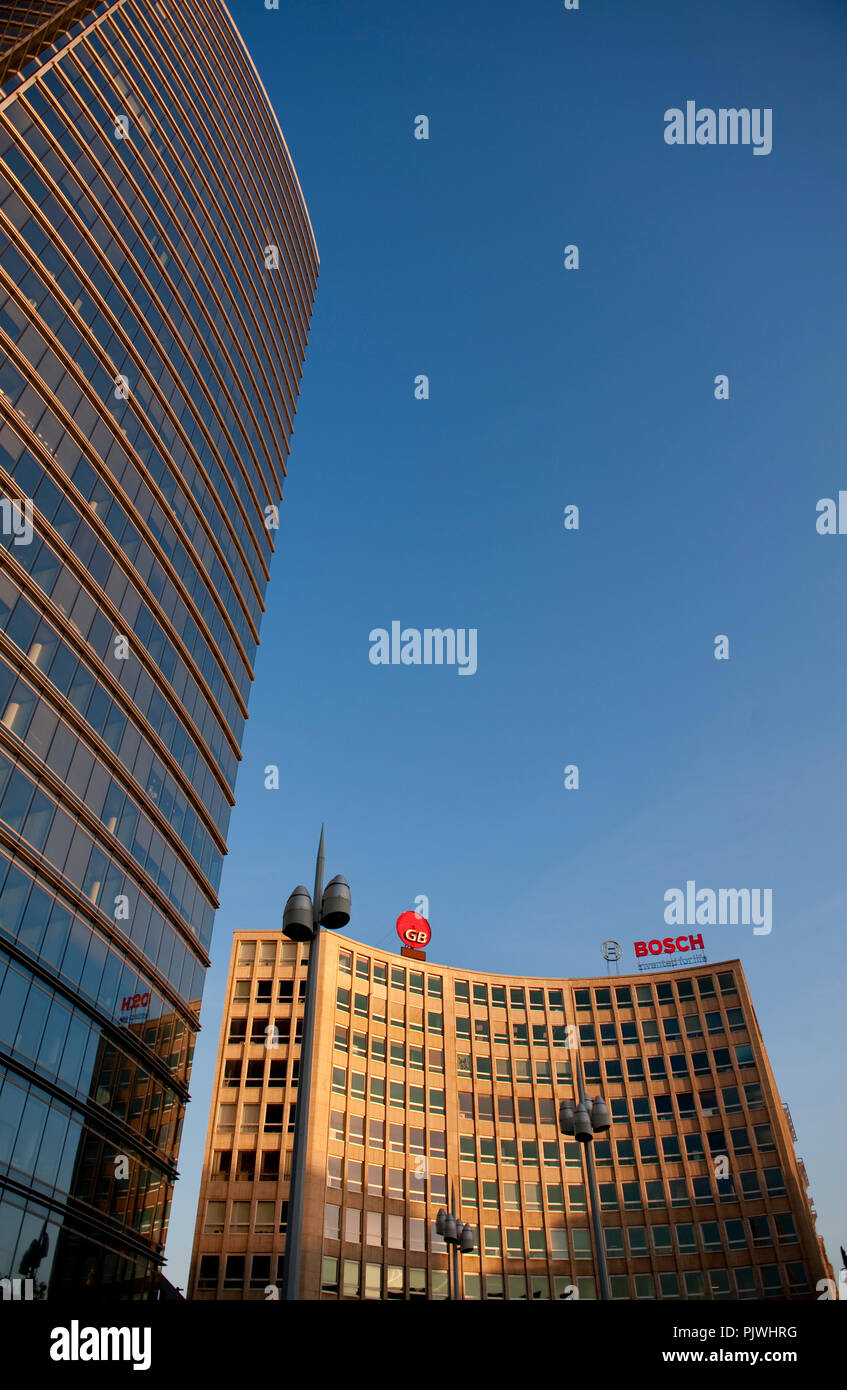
[
  {"xmin": 396, "ymin": 911, "xmax": 431, "ymax": 948},
  {"xmin": 634, "ymin": 934, "xmax": 704, "ymax": 958}
]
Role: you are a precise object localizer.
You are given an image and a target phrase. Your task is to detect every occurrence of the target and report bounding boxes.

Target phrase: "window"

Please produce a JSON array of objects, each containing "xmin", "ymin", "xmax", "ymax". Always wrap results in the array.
[
  {"xmin": 198, "ymin": 1255, "xmax": 219, "ymax": 1291},
  {"xmin": 725, "ymin": 1219, "xmax": 747, "ymax": 1250},
  {"xmin": 567, "ymin": 1184, "xmax": 586, "ymax": 1211},
  {"xmin": 534, "ymin": 1230, "xmax": 565, "ymax": 1266},
  {"xmin": 676, "ymin": 1224, "xmax": 696, "ymax": 1254},
  {"xmin": 705, "ymin": 1011, "xmax": 723, "ymax": 1034},
  {"xmin": 744, "ymin": 1082, "xmax": 764, "ymax": 1109},
  {"xmin": 726, "ymin": 1008, "xmax": 745, "ymax": 1031},
  {"xmin": 721, "ymin": 1085, "xmax": 741, "ymax": 1113},
  {"xmin": 661, "ymin": 1137, "xmax": 681, "ymax": 1162},
  {"xmin": 561, "ymin": 1232, "xmax": 586, "ymax": 1265},
  {"xmin": 484, "ymin": 1227, "xmax": 502, "ymax": 1256},
  {"xmin": 482, "ymin": 1181, "xmax": 498, "ymax": 1208},
  {"xmin": 342, "ymin": 1261, "xmax": 360, "ymax": 1298},
  {"xmin": 336, "ymin": 987, "xmax": 350, "ymax": 1011},
  {"xmin": 324, "ymin": 1203, "xmax": 341, "ymax": 1241},
  {"xmin": 634, "ymin": 1273, "xmax": 655, "ymax": 1298},
  {"xmin": 622, "ymin": 1183, "xmax": 641, "ymax": 1209},
  {"xmin": 223, "ymin": 1256, "xmax": 245, "ymax": 1290},
  {"xmin": 524, "ymin": 1181, "xmax": 543, "ymax": 1211},
  {"xmin": 654, "ymin": 1095, "xmax": 672, "ymax": 1121},
  {"xmin": 616, "ymin": 1140, "xmax": 635, "ymax": 1165},
  {"xmin": 763, "ymin": 1166, "xmax": 786, "ymax": 1196},
  {"xmin": 368, "ymin": 1164, "xmax": 383, "ymax": 1195},
  {"xmin": 521, "ymin": 1141, "xmax": 538, "ymax": 1165},
  {"xmin": 525, "ymin": 1234, "xmax": 545, "ymax": 1267},
  {"xmin": 663, "ymin": 1017, "xmax": 681, "ymax": 1040},
  {"xmin": 684, "ymin": 1014, "xmax": 703, "ymax": 1038},
  {"xmin": 604, "ymin": 1227, "xmax": 624, "ymax": 1256},
  {"xmin": 699, "ymin": 1221, "xmax": 721, "ymax": 1252},
  {"xmin": 626, "ymin": 1059, "xmax": 644, "ymax": 1081},
  {"xmin": 730, "ymin": 1126, "xmax": 751, "ymax": 1154},
  {"xmin": 639, "ymin": 1138, "xmax": 658, "ymax": 1164},
  {"xmin": 503, "ymin": 1182, "xmax": 521, "ymax": 1210},
  {"xmin": 754, "ymin": 1123, "xmax": 775, "ymax": 1152},
  {"xmin": 684, "ymin": 1134, "xmax": 704, "ymax": 1161},
  {"xmin": 506, "ymin": 1229, "xmax": 524, "ymax": 1257},
  {"xmin": 668, "ymin": 1179, "xmax": 687, "ymax": 1207},
  {"xmin": 651, "ymin": 1225, "xmax": 672, "ymax": 1254},
  {"xmin": 217, "ymin": 1103, "xmax": 236, "ymax": 1131},
  {"xmin": 387, "ymin": 1215, "xmax": 403, "ymax": 1249},
  {"xmin": 774, "ymin": 1212, "xmax": 797, "ymax": 1243},
  {"xmin": 717, "ymin": 971, "xmax": 736, "ymax": 994},
  {"xmin": 740, "ymin": 1171, "xmax": 762, "ymax": 1200},
  {"xmin": 599, "ymin": 1183, "xmax": 618, "ymax": 1211}
]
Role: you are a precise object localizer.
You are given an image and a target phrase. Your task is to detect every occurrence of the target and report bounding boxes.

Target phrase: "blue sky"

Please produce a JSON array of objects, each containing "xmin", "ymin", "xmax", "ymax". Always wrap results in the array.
[{"xmin": 164, "ymin": 0, "xmax": 847, "ymax": 1287}]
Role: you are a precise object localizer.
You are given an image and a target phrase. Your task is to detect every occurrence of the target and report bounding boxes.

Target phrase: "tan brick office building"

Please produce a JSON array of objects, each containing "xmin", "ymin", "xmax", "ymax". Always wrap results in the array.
[{"xmin": 188, "ymin": 931, "xmax": 831, "ymax": 1300}]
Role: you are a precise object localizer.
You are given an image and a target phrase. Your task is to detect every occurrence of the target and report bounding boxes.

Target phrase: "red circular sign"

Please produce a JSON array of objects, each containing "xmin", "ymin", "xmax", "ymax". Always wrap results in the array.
[{"xmin": 396, "ymin": 911, "xmax": 431, "ymax": 948}]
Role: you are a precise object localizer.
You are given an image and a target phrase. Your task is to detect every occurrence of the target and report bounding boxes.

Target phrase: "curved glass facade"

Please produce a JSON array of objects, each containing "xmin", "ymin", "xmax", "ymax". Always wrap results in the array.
[{"xmin": 0, "ymin": 0, "xmax": 317, "ymax": 1296}]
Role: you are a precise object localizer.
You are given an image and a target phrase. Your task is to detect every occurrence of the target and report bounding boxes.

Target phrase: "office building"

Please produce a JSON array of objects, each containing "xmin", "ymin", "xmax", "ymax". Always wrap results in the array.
[
  {"xmin": 189, "ymin": 932, "xmax": 831, "ymax": 1299},
  {"xmin": 0, "ymin": 0, "xmax": 317, "ymax": 1296}
]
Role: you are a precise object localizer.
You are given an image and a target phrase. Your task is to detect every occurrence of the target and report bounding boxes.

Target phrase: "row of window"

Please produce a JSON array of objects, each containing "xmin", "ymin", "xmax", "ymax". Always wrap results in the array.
[
  {"xmin": 456, "ymin": 1082, "xmax": 765, "ymax": 1125},
  {"xmin": 0, "ymin": 745, "xmax": 207, "ymax": 1001},
  {"xmin": 454, "ymin": 1045, "xmax": 757, "ymax": 1081},
  {"xmin": 320, "ymin": 1259, "xmax": 803, "ymax": 1301},
  {"xmin": 336, "ymin": 960, "xmax": 737, "ymax": 1014},
  {"xmin": 0, "ymin": 852, "xmax": 196, "ymax": 1060},
  {"xmin": 457, "ymin": 1130, "xmax": 775, "ymax": 1166},
  {"xmin": 197, "ymin": 1251, "xmax": 798, "ymax": 1301},
  {"xmin": 235, "ymin": 941, "xmax": 303, "ymax": 969}
]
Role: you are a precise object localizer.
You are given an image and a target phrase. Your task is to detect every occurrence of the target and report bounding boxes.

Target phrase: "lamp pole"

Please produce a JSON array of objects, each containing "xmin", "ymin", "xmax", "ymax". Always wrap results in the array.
[
  {"xmin": 280, "ymin": 828, "xmax": 351, "ymax": 1301},
  {"xmin": 436, "ymin": 1183, "xmax": 475, "ymax": 1300},
  {"xmin": 559, "ymin": 1054, "xmax": 612, "ymax": 1302}
]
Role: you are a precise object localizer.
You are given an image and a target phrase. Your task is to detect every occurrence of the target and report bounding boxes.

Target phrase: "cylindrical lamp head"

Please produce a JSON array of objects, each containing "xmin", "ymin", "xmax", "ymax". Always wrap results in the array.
[
  {"xmin": 460, "ymin": 1224, "xmax": 475, "ymax": 1253},
  {"xmin": 591, "ymin": 1096, "xmax": 611, "ymax": 1132},
  {"xmin": 436, "ymin": 1209, "xmax": 446, "ymax": 1236},
  {"xmin": 444, "ymin": 1213, "xmax": 458, "ymax": 1242},
  {"xmin": 320, "ymin": 874, "xmax": 351, "ymax": 930},
  {"xmin": 559, "ymin": 1101, "xmax": 575, "ymax": 1135},
  {"xmin": 282, "ymin": 886, "xmax": 315, "ymax": 941},
  {"xmin": 573, "ymin": 1102, "xmax": 593, "ymax": 1143}
]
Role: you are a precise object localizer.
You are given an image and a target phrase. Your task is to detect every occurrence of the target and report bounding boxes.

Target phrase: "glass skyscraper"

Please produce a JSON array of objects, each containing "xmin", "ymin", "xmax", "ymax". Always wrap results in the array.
[{"xmin": 0, "ymin": 0, "xmax": 317, "ymax": 1297}]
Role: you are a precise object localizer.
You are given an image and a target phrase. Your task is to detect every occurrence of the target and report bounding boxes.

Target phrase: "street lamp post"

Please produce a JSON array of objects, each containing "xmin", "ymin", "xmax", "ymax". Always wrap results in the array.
[
  {"xmin": 279, "ymin": 828, "xmax": 351, "ymax": 1301},
  {"xmin": 436, "ymin": 1184, "xmax": 475, "ymax": 1300},
  {"xmin": 558, "ymin": 1056, "xmax": 612, "ymax": 1302}
]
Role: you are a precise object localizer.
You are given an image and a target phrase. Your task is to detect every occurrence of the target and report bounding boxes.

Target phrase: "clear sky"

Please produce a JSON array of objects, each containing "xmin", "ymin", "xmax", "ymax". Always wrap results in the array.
[{"xmin": 164, "ymin": 0, "xmax": 847, "ymax": 1289}]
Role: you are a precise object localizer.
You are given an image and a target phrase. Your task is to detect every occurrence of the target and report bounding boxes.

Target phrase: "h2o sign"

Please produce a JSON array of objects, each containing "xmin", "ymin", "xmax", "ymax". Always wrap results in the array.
[{"xmin": 396, "ymin": 911, "xmax": 431, "ymax": 948}]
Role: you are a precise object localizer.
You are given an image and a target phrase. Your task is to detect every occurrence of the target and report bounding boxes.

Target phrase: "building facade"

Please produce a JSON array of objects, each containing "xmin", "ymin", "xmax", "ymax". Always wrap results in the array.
[
  {"xmin": 0, "ymin": 0, "xmax": 317, "ymax": 1296},
  {"xmin": 189, "ymin": 931, "xmax": 830, "ymax": 1300}
]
